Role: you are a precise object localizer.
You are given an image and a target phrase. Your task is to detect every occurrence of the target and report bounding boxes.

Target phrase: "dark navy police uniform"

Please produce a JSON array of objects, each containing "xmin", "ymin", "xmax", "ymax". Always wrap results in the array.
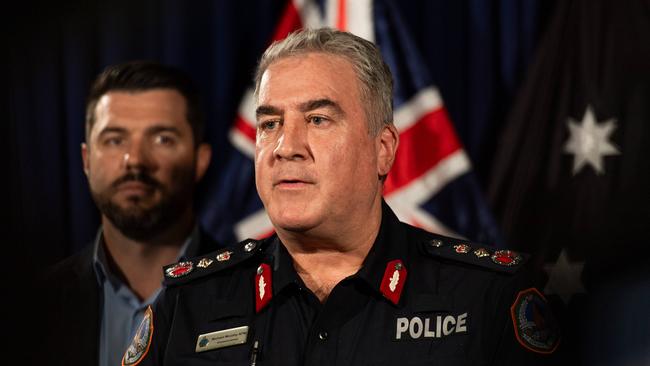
[{"xmin": 125, "ymin": 202, "xmax": 559, "ymax": 366}]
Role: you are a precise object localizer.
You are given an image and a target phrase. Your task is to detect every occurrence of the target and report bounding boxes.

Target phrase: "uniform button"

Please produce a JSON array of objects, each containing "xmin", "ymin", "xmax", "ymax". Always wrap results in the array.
[{"xmin": 318, "ymin": 331, "xmax": 328, "ymax": 340}]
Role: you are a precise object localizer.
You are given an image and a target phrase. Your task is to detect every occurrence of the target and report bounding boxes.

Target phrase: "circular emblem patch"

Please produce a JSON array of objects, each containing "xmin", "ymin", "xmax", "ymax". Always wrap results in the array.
[
  {"xmin": 122, "ymin": 306, "xmax": 154, "ymax": 366},
  {"xmin": 510, "ymin": 288, "xmax": 560, "ymax": 354},
  {"xmin": 165, "ymin": 261, "xmax": 194, "ymax": 278},
  {"xmin": 491, "ymin": 250, "xmax": 522, "ymax": 266}
]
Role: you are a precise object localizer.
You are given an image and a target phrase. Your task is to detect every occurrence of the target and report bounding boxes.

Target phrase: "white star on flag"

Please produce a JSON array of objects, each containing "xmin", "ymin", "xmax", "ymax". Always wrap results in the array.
[
  {"xmin": 564, "ymin": 104, "xmax": 620, "ymax": 175},
  {"xmin": 544, "ymin": 248, "xmax": 586, "ymax": 304}
]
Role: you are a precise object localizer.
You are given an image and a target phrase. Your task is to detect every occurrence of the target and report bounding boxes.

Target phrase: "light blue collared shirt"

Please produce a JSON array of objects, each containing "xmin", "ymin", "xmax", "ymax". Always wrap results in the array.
[{"xmin": 93, "ymin": 226, "xmax": 200, "ymax": 366}]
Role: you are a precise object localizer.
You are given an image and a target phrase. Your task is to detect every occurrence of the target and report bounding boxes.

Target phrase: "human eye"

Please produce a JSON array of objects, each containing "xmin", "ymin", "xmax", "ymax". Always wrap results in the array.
[
  {"xmin": 154, "ymin": 133, "xmax": 177, "ymax": 146},
  {"xmin": 258, "ymin": 119, "xmax": 280, "ymax": 131},
  {"xmin": 102, "ymin": 134, "xmax": 124, "ymax": 147},
  {"xmin": 307, "ymin": 115, "xmax": 329, "ymax": 126}
]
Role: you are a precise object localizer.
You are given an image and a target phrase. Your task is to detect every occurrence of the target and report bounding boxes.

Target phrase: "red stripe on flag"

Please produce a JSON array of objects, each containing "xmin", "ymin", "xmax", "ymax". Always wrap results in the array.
[
  {"xmin": 234, "ymin": 115, "xmax": 257, "ymax": 142},
  {"xmin": 384, "ymin": 107, "xmax": 463, "ymax": 195},
  {"xmin": 272, "ymin": 2, "xmax": 304, "ymax": 41},
  {"xmin": 337, "ymin": 0, "xmax": 347, "ymax": 30}
]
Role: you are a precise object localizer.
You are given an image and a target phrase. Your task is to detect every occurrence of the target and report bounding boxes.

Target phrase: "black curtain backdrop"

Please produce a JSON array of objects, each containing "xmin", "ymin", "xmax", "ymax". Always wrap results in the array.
[{"xmin": 10, "ymin": 0, "xmax": 554, "ymax": 270}]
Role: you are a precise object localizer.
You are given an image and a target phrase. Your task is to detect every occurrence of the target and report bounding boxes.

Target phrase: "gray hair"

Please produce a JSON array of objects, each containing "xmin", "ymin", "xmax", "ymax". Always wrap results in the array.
[{"xmin": 254, "ymin": 27, "xmax": 394, "ymax": 135}]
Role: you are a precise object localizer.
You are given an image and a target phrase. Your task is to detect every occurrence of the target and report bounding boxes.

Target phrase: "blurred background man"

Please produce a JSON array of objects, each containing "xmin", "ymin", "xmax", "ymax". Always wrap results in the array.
[{"xmin": 38, "ymin": 61, "xmax": 221, "ymax": 366}]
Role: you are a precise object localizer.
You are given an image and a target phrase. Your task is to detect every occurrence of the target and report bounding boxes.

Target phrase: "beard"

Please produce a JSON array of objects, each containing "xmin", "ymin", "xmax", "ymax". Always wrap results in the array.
[{"xmin": 91, "ymin": 167, "xmax": 196, "ymax": 241}]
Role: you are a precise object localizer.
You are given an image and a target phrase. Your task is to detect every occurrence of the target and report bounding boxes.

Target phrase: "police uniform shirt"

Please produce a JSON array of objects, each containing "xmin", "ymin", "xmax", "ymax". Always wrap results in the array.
[{"xmin": 127, "ymin": 202, "xmax": 559, "ymax": 366}]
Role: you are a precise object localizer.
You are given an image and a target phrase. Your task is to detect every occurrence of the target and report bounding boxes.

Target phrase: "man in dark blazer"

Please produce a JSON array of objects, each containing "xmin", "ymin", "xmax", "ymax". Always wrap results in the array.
[{"xmin": 37, "ymin": 61, "xmax": 222, "ymax": 366}]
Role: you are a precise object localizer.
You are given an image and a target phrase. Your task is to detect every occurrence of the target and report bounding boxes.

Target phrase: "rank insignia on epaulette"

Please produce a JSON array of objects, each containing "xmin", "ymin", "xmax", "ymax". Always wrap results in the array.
[
  {"xmin": 165, "ymin": 261, "xmax": 194, "ymax": 278},
  {"xmin": 422, "ymin": 236, "xmax": 529, "ymax": 274},
  {"xmin": 197, "ymin": 258, "xmax": 213, "ymax": 268},
  {"xmin": 473, "ymin": 248, "xmax": 490, "ymax": 258},
  {"xmin": 453, "ymin": 244, "xmax": 471, "ymax": 253},
  {"xmin": 122, "ymin": 306, "xmax": 153, "ymax": 366},
  {"xmin": 216, "ymin": 250, "xmax": 233, "ymax": 262},
  {"xmin": 510, "ymin": 288, "xmax": 560, "ymax": 354},
  {"xmin": 244, "ymin": 241, "xmax": 258, "ymax": 252},
  {"xmin": 491, "ymin": 250, "xmax": 522, "ymax": 266}
]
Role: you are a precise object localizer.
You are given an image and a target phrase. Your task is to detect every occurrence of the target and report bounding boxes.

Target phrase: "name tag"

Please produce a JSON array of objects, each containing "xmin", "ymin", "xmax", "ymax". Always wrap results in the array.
[{"xmin": 195, "ymin": 326, "xmax": 249, "ymax": 352}]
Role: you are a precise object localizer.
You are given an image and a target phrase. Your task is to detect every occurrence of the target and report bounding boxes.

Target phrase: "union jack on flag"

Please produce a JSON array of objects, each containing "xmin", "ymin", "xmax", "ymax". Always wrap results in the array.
[{"xmin": 202, "ymin": 0, "xmax": 502, "ymax": 246}]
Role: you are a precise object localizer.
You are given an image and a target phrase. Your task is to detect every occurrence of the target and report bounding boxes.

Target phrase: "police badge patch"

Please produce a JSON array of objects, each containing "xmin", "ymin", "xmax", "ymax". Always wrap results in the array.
[
  {"xmin": 122, "ymin": 306, "xmax": 154, "ymax": 366},
  {"xmin": 510, "ymin": 288, "xmax": 560, "ymax": 354}
]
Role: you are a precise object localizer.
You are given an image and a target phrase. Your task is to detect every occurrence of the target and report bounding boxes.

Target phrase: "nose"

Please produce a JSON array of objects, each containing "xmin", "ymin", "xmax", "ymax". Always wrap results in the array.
[
  {"xmin": 273, "ymin": 116, "xmax": 309, "ymax": 161},
  {"xmin": 122, "ymin": 137, "xmax": 153, "ymax": 171}
]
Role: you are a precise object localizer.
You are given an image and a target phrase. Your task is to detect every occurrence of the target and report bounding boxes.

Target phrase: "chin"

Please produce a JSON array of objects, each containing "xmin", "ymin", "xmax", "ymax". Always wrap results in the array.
[{"xmin": 269, "ymin": 211, "xmax": 319, "ymax": 233}]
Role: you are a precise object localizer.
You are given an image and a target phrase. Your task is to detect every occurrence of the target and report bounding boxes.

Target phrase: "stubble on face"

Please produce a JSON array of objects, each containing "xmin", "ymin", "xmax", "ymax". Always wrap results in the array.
[{"xmin": 90, "ymin": 163, "xmax": 196, "ymax": 241}]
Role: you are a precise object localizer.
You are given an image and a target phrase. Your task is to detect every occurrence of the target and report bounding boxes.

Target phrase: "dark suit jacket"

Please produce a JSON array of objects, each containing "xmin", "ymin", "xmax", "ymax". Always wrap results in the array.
[{"xmin": 36, "ymin": 228, "xmax": 221, "ymax": 366}]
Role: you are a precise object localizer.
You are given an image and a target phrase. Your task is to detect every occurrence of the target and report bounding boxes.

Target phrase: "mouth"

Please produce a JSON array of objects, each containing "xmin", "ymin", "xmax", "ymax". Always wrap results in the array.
[
  {"xmin": 274, "ymin": 178, "xmax": 313, "ymax": 189},
  {"xmin": 116, "ymin": 181, "xmax": 155, "ymax": 195}
]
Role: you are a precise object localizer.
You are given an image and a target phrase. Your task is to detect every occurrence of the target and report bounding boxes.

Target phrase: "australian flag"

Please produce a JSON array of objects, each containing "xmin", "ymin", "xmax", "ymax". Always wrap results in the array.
[
  {"xmin": 201, "ymin": 0, "xmax": 502, "ymax": 247},
  {"xmin": 487, "ymin": 0, "xmax": 650, "ymax": 364}
]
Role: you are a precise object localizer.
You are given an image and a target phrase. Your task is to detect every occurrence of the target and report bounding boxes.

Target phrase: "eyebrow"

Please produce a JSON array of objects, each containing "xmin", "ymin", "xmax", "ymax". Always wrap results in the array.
[
  {"xmin": 299, "ymin": 98, "xmax": 343, "ymax": 116},
  {"xmin": 256, "ymin": 98, "xmax": 344, "ymax": 120},
  {"xmin": 256, "ymin": 105, "xmax": 283, "ymax": 119},
  {"xmin": 97, "ymin": 126, "xmax": 127, "ymax": 137},
  {"xmin": 96, "ymin": 125, "xmax": 182, "ymax": 138},
  {"xmin": 147, "ymin": 125, "xmax": 182, "ymax": 135}
]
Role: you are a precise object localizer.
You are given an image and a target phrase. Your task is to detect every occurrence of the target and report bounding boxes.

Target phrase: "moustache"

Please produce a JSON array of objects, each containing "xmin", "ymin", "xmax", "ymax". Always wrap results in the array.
[{"xmin": 112, "ymin": 172, "xmax": 162, "ymax": 190}]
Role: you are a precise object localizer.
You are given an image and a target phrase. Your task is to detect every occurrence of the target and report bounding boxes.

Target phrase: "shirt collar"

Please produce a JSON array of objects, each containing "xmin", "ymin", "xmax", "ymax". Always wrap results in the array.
[
  {"xmin": 271, "ymin": 237, "xmax": 303, "ymax": 295},
  {"xmin": 354, "ymin": 200, "xmax": 411, "ymax": 297},
  {"xmin": 269, "ymin": 200, "xmax": 411, "ymax": 300},
  {"xmin": 92, "ymin": 224, "xmax": 201, "ymax": 290}
]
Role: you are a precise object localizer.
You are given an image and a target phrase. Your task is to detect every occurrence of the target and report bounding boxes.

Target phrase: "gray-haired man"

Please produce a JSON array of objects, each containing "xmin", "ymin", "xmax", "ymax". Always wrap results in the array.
[{"xmin": 126, "ymin": 28, "xmax": 559, "ymax": 366}]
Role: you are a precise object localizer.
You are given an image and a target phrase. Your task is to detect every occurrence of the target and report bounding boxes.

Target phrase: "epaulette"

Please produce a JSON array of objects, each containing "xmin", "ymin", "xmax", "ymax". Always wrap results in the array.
[
  {"xmin": 163, "ymin": 238, "xmax": 266, "ymax": 286},
  {"xmin": 420, "ymin": 234, "xmax": 529, "ymax": 274}
]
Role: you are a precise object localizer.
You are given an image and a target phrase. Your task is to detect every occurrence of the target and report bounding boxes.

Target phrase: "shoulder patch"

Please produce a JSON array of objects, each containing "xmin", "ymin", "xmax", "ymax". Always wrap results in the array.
[
  {"xmin": 510, "ymin": 288, "xmax": 560, "ymax": 354},
  {"xmin": 421, "ymin": 236, "xmax": 529, "ymax": 274},
  {"xmin": 163, "ymin": 238, "xmax": 265, "ymax": 286},
  {"xmin": 122, "ymin": 305, "xmax": 153, "ymax": 366}
]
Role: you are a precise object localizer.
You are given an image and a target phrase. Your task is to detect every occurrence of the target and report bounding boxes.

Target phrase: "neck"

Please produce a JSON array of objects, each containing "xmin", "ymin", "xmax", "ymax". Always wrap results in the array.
[
  {"xmin": 101, "ymin": 210, "xmax": 195, "ymax": 301},
  {"xmin": 279, "ymin": 199, "xmax": 383, "ymax": 302}
]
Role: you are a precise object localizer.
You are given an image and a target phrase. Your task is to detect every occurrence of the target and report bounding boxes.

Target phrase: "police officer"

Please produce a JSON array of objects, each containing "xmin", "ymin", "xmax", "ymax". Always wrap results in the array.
[{"xmin": 125, "ymin": 28, "xmax": 559, "ymax": 366}]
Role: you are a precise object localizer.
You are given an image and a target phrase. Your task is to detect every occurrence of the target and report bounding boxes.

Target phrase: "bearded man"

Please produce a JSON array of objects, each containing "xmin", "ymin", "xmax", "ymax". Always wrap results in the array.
[{"xmin": 40, "ymin": 61, "xmax": 221, "ymax": 366}]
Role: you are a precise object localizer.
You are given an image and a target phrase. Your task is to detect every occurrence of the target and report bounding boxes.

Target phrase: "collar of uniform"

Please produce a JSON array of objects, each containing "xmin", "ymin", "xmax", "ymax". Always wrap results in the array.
[
  {"xmin": 353, "ymin": 200, "xmax": 411, "ymax": 305},
  {"xmin": 270, "ymin": 237, "xmax": 304, "ymax": 295},
  {"xmin": 267, "ymin": 201, "xmax": 410, "ymax": 302}
]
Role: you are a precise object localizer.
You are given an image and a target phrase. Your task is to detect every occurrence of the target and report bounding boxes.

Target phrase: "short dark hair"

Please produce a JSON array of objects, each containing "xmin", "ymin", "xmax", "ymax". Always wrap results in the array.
[{"xmin": 85, "ymin": 60, "xmax": 205, "ymax": 144}]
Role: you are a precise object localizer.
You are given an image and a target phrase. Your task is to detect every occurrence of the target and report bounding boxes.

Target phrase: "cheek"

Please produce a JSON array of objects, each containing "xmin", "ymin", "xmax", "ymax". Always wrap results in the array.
[{"xmin": 254, "ymin": 144, "xmax": 273, "ymax": 175}]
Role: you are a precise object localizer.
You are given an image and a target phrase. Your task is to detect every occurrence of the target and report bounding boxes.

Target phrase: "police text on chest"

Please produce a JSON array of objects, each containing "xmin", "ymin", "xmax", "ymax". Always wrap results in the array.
[{"xmin": 395, "ymin": 313, "xmax": 468, "ymax": 340}]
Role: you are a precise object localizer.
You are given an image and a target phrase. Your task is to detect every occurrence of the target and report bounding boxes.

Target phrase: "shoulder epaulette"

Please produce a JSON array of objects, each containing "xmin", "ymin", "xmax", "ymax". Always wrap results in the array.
[
  {"xmin": 420, "ymin": 234, "xmax": 529, "ymax": 274},
  {"xmin": 163, "ymin": 238, "xmax": 266, "ymax": 286}
]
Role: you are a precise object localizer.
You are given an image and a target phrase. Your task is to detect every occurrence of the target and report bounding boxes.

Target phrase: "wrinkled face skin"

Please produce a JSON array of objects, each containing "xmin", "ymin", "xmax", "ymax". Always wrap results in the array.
[
  {"xmin": 82, "ymin": 89, "xmax": 209, "ymax": 240},
  {"xmin": 255, "ymin": 53, "xmax": 394, "ymax": 239}
]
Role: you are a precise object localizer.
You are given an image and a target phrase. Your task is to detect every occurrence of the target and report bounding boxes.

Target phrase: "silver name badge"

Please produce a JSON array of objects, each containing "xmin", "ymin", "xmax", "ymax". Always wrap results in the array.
[{"xmin": 195, "ymin": 325, "xmax": 249, "ymax": 353}]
